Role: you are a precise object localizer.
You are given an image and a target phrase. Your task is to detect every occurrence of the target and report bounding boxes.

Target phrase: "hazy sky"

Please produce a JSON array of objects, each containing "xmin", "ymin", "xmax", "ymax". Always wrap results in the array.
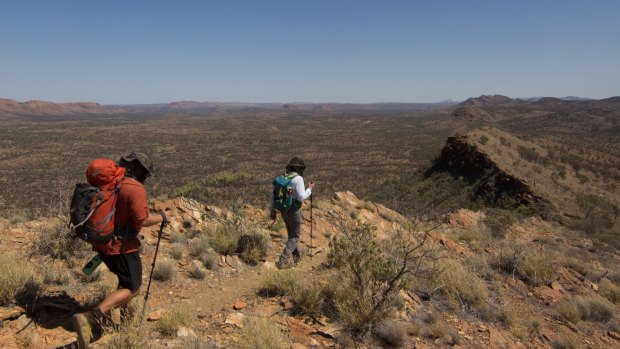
[{"xmin": 1, "ymin": 0, "xmax": 618, "ymax": 104}]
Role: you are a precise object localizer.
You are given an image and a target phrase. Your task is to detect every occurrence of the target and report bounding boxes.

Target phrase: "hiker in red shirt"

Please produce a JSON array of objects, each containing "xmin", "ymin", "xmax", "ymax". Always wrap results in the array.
[{"xmin": 73, "ymin": 152, "xmax": 172, "ymax": 349}]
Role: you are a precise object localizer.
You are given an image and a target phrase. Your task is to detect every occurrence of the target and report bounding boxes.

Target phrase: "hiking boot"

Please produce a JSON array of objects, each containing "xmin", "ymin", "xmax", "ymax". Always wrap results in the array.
[
  {"xmin": 293, "ymin": 249, "xmax": 306, "ymax": 264},
  {"xmin": 276, "ymin": 259, "xmax": 294, "ymax": 270},
  {"xmin": 72, "ymin": 312, "xmax": 93, "ymax": 349}
]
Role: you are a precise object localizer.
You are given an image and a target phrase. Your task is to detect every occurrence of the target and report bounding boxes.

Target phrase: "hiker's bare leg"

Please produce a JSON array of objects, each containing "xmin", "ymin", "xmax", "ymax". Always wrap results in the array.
[{"xmin": 96, "ymin": 288, "xmax": 139, "ymax": 314}]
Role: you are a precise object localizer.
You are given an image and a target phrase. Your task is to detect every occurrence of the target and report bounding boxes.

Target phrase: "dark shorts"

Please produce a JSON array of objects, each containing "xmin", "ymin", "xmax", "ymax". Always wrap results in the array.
[{"xmin": 100, "ymin": 252, "xmax": 142, "ymax": 292}]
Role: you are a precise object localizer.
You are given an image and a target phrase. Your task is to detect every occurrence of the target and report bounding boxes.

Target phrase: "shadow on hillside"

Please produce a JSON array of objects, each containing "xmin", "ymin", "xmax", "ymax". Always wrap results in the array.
[{"xmin": 19, "ymin": 292, "xmax": 84, "ymax": 332}]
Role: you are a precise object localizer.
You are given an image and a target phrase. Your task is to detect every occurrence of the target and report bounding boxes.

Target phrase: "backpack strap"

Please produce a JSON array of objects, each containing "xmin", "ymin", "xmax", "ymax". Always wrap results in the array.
[{"xmin": 73, "ymin": 191, "xmax": 104, "ymax": 229}]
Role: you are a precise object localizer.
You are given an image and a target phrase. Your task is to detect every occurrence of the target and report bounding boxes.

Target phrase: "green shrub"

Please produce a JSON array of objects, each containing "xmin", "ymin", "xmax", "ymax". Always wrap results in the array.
[
  {"xmin": 237, "ymin": 230, "xmax": 268, "ymax": 265},
  {"xmin": 0, "ymin": 253, "xmax": 40, "ymax": 305},
  {"xmin": 210, "ymin": 222, "xmax": 242, "ymax": 255},
  {"xmin": 208, "ymin": 171, "xmax": 251, "ymax": 186},
  {"xmin": 172, "ymin": 181, "xmax": 210, "ymax": 201},
  {"xmin": 327, "ymin": 225, "xmax": 437, "ymax": 336},
  {"xmin": 483, "ymin": 209, "xmax": 516, "ymax": 238}
]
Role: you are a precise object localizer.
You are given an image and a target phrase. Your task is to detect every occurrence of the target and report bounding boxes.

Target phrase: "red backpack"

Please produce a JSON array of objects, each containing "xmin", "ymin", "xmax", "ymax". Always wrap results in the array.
[{"xmin": 69, "ymin": 159, "xmax": 125, "ymax": 245}]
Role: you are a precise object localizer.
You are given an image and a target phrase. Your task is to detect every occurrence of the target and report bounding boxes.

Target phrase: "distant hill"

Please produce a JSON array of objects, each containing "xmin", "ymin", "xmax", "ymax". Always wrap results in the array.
[
  {"xmin": 0, "ymin": 98, "xmax": 115, "ymax": 117},
  {"xmin": 520, "ymin": 96, "xmax": 593, "ymax": 102}
]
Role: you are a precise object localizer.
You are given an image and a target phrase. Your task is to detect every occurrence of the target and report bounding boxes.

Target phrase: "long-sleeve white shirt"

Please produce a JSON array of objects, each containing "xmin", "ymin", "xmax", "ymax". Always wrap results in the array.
[{"xmin": 291, "ymin": 175, "xmax": 312, "ymax": 203}]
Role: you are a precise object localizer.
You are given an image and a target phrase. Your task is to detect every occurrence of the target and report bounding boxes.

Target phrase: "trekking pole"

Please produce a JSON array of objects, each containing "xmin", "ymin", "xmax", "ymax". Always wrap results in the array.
[
  {"xmin": 310, "ymin": 193, "xmax": 313, "ymax": 260},
  {"xmin": 140, "ymin": 209, "xmax": 168, "ymax": 327}
]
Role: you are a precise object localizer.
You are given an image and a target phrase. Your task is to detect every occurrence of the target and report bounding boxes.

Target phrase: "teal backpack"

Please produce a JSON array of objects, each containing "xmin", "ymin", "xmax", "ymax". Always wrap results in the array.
[{"xmin": 273, "ymin": 172, "xmax": 300, "ymax": 212}]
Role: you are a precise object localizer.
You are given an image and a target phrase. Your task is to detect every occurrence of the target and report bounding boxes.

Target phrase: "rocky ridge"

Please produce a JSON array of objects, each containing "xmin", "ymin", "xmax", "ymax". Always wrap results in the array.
[{"xmin": 1, "ymin": 191, "xmax": 619, "ymax": 348}]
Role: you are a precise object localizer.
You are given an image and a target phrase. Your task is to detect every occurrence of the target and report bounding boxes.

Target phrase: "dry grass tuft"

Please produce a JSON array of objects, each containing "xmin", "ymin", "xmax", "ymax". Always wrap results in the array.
[
  {"xmin": 189, "ymin": 236, "xmax": 210, "ymax": 258},
  {"xmin": 260, "ymin": 269, "xmax": 304, "ymax": 297},
  {"xmin": 236, "ymin": 316, "xmax": 288, "ymax": 349},
  {"xmin": 550, "ymin": 335, "xmax": 580, "ymax": 349},
  {"xmin": 155, "ymin": 304, "xmax": 194, "ymax": 337},
  {"xmin": 32, "ymin": 218, "xmax": 89, "ymax": 260},
  {"xmin": 492, "ymin": 244, "xmax": 555, "ymax": 286},
  {"xmin": 260, "ymin": 269, "xmax": 324, "ymax": 316},
  {"xmin": 181, "ymin": 336, "xmax": 210, "ymax": 349},
  {"xmin": 199, "ymin": 251, "xmax": 218, "ymax": 270},
  {"xmin": 555, "ymin": 296, "xmax": 615, "ymax": 324},
  {"xmin": 189, "ymin": 263, "xmax": 206, "ymax": 280},
  {"xmin": 599, "ymin": 278, "xmax": 620, "ymax": 304},
  {"xmin": 554, "ymin": 298, "xmax": 581, "ymax": 324},
  {"xmin": 43, "ymin": 265, "xmax": 73, "ymax": 285},
  {"xmin": 561, "ymin": 256, "xmax": 591, "ymax": 277},
  {"xmin": 210, "ymin": 222, "xmax": 241, "ymax": 255},
  {"xmin": 373, "ymin": 320, "xmax": 405, "ymax": 348},
  {"xmin": 0, "ymin": 253, "xmax": 40, "ymax": 305},
  {"xmin": 152, "ymin": 259, "xmax": 176, "ymax": 282},
  {"xmin": 575, "ymin": 296, "xmax": 615, "ymax": 322},
  {"xmin": 457, "ymin": 229, "xmax": 487, "ymax": 243},
  {"xmin": 428, "ymin": 259, "xmax": 491, "ymax": 318},
  {"xmin": 102, "ymin": 320, "xmax": 146, "ymax": 349},
  {"xmin": 169, "ymin": 231, "xmax": 188, "ymax": 244},
  {"xmin": 169, "ymin": 243, "xmax": 184, "ymax": 260},
  {"xmin": 82, "ymin": 280, "xmax": 115, "ymax": 308}
]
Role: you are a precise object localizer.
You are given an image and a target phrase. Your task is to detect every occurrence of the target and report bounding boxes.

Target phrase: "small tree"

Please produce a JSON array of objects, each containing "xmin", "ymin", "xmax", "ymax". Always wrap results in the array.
[{"xmin": 327, "ymin": 223, "xmax": 439, "ymax": 337}]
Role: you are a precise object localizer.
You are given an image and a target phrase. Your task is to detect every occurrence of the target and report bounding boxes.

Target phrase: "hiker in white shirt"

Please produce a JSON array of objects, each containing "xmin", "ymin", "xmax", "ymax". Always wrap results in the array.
[{"xmin": 271, "ymin": 157, "xmax": 314, "ymax": 269}]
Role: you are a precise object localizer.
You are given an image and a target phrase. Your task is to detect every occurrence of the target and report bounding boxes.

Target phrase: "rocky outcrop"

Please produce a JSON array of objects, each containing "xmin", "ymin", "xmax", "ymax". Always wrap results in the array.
[{"xmin": 429, "ymin": 133, "xmax": 548, "ymax": 212}]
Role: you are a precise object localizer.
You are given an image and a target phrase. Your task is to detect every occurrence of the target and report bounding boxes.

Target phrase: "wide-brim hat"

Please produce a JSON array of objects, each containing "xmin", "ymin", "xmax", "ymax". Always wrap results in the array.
[
  {"xmin": 120, "ymin": 151, "xmax": 154, "ymax": 175},
  {"xmin": 287, "ymin": 157, "xmax": 306, "ymax": 170}
]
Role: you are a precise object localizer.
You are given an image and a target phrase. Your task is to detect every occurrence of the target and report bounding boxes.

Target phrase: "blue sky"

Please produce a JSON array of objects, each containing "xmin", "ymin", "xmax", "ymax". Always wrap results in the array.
[{"xmin": 0, "ymin": 0, "xmax": 618, "ymax": 104}]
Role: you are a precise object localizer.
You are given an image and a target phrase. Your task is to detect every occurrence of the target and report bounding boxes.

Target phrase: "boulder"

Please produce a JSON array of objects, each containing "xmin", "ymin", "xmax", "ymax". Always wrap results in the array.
[{"xmin": 225, "ymin": 312, "xmax": 246, "ymax": 328}]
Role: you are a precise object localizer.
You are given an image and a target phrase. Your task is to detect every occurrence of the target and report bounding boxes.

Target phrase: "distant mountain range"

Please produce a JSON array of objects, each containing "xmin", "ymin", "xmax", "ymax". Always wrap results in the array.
[
  {"xmin": 0, "ymin": 98, "xmax": 459, "ymax": 117},
  {"xmin": 0, "ymin": 95, "xmax": 616, "ymax": 118}
]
